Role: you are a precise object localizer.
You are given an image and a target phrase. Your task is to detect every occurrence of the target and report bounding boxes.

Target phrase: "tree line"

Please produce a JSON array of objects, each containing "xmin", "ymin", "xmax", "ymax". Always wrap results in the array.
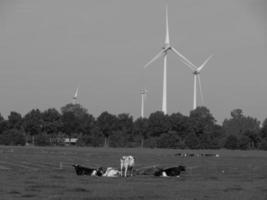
[{"xmin": 0, "ymin": 103, "xmax": 267, "ymax": 150}]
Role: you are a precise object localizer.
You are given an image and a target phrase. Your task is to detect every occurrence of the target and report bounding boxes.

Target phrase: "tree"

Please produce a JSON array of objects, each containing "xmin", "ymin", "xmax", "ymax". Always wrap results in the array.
[
  {"xmin": 224, "ymin": 134, "xmax": 238, "ymax": 149},
  {"xmin": 260, "ymin": 118, "xmax": 267, "ymax": 139},
  {"xmin": 23, "ymin": 109, "xmax": 43, "ymax": 144},
  {"xmin": 8, "ymin": 111, "xmax": 23, "ymax": 129},
  {"xmin": 35, "ymin": 132, "xmax": 50, "ymax": 146},
  {"xmin": 133, "ymin": 117, "xmax": 149, "ymax": 147},
  {"xmin": 0, "ymin": 129, "xmax": 26, "ymax": 146},
  {"xmin": 109, "ymin": 113, "xmax": 133, "ymax": 147},
  {"xmin": 223, "ymin": 109, "xmax": 260, "ymax": 138},
  {"xmin": 0, "ymin": 113, "xmax": 8, "ymax": 135},
  {"xmin": 169, "ymin": 113, "xmax": 193, "ymax": 141},
  {"xmin": 189, "ymin": 107, "xmax": 216, "ymax": 134},
  {"xmin": 42, "ymin": 108, "xmax": 62, "ymax": 136},
  {"xmin": 116, "ymin": 113, "xmax": 133, "ymax": 133},
  {"xmin": 61, "ymin": 111, "xmax": 79, "ymax": 138},
  {"xmin": 184, "ymin": 132, "xmax": 200, "ymax": 149},
  {"xmin": 61, "ymin": 104, "xmax": 94, "ymax": 137},
  {"xmin": 147, "ymin": 111, "xmax": 170, "ymax": 137},
  {"xmin": 61, "ymin": 103, "xmax": 88, "ymax": 119},
  {"xmin": 259, "ymin": 138, "xmax": 267, "ymax": 150},
  {"xmin": 243, "ymin": 130, "xmax": 260, "ymax": 149},
  {"xmin": 97, "ymin": 111, "xmax": 117, "ymax": 147},
  {"xmin": 223, "ymin": 109, "xmax": 260, "ymax": 149},
  {"xmin": 189, "ymin": 107, "xmax": 217, "ymax": 148},
  {"xmin": 78, "ymin": 113, "xmax": 95, "ymax": 136},
  {"xmin": 157, "ymin": 131, "xmax": 181, "ymax": 149}
]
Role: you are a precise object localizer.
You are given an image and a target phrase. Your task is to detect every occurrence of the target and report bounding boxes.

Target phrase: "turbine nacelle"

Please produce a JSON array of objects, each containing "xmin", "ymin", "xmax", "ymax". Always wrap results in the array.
[
  {"xmin": 162, "ymin": 45, "xmax": 171, "ymax": 51},
  {"xmin": 140, "ymin": 89, "xmax": 148, "ymax": 95},
  {"xmin": 193, "ymin": 70, "xmax": 200, "ymax": 75}
]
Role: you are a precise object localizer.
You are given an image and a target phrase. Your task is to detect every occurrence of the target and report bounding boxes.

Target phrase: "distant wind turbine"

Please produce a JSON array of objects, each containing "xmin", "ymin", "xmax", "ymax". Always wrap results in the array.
[
  {"xmin": 72, "ymin": 87, "xmax": 79, "ymax": 104},
  {"xmin": 140, "ymin": 89, "xmax": 148, "ymax": 118},
  {"xmin": 183, "ymin": 55, "xmax": 213, "ymax": 110},
  {"xmin": 144, "ymin": 5, "xmax": 196, "ymax": 114}
]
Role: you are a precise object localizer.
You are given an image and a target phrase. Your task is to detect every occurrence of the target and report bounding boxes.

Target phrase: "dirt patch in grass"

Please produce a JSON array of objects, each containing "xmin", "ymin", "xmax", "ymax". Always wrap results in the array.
[
  {"xmin": 26, "ymin": 183, "xmax": 66, "ymax": 191},
  {"xmin": 50, "ymin": 174, "xmax": 65, "ymax": 179},
  {"xmin": 223, "ymin": 186, "xmax": 243, "ymax": 192},
  {"xmin": 21, "ymin": 193, "xmax": 37, "ymax": 198},
  {"xmin": 8, "ymin": 190, "xmax": 21, "ymax": 194},
  {"xmin": 71, "ymin": 187, "xmax": 91, "ymax": 192}
]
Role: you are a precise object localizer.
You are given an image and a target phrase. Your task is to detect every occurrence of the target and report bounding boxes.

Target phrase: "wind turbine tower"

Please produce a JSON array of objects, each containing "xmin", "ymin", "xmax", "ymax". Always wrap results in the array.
[
  {"xmin": 183, "ymin": 55, "xmax": 213, "ymax": 110},
  {"xmin": 144, "ymin": 6, "xmax": 196, "ymax": 114},
  {"xmin": 140, "ymin": 89, "xmax": 148, "ymax": 118},
  {"xmin": 72, "ymin": 87, "xmax": 79, "ymax": 104}
]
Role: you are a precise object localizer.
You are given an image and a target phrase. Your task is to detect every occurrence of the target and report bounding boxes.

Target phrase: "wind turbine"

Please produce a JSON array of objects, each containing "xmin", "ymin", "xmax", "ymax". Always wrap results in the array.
[
  {"xmin": 72, "ymin": 87, "xmax": 79, "ymax": 104},
  {"xmin": 140, "ymin": 89, "xmax": 148, "ymax": 118},
  {"xmin": 144, "ymin": 6, "xmax": 196, "ymax": 114},
  {"xmin": 183, "ymin": 55, "xmax": 213, "ymax": 110}
]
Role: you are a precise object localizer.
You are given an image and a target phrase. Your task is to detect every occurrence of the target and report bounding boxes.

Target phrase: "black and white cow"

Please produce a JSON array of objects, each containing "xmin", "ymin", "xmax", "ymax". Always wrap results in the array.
[
  {"xmin": 154, "ymin": 165, "xmax": 186, "ymax": 177},
  {"xmin": 103, "ymin": 167, "xmax": 121, "ymax": 177},
  {"xmin": 72, "ymin": 164, "xmax": 104, "ymax": 176}
]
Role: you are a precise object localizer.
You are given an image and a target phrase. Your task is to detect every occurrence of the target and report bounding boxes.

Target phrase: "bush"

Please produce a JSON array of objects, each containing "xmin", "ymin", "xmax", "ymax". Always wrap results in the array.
[
  {"xmin": 35, "ymin": 132, "xmax": 50, "ymax": 146},
  {"xmin": 157, "ymin": 132, "xmax": 180, "ymax": 149},
  {"xmin": 239, "ymin": 136, "xmax": 250, "ymax": 150},
  {"xmin": 76, "ymin": 134, "xmax": 104, "ymax": 147},
  {"xmin": 185, "ymin": 132, "xmax": 200, "ymax": 149},
  {"xmin": 224, "ymin": 135, "xmax": 238, "ymax": 149},
  {"xmin": 144, "ymin": 138, "xmax": 158, "ymax": 148},
  {"xmin": 199, "ymin": 134, "xmax": 220, "ymax": 149},
  {"xmin": 109, "ymin": 131, "xmax": 128, "ymax": 147},
  {"xmin": 259, "ymin": 138, "xmax": 267, "ymax": 150},
  {"xmin": 0, "ymin": 129, "xmax": 26, "ymax": 145}
]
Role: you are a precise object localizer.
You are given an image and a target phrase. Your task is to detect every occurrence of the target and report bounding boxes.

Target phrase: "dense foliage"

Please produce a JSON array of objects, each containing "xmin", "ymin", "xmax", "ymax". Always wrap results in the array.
[{"xmin": 0, "ymin": 104, "xmax": 266, "ymax": 150}]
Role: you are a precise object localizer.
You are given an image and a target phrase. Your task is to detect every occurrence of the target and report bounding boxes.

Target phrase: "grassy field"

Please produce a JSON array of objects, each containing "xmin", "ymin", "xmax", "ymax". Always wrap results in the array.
[{"xmin": 0, "ymin": 146, "xmax": 267, "ymax": 200}]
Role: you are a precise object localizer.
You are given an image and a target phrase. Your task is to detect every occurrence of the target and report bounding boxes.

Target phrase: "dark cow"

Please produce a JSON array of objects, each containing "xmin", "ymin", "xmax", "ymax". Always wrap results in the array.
[
  {"xmin": 154, "ymin": 165, "xmax": 186, "ymax": 177},
  {"xmin": 72, "ymin": 164, "xmax": 104, "ymax": 176},
  {"xmin": 199, "ymin": 153, "xmax": 220, "ymax": 157},
  {"xmin": 136, "ymin": 166, "xmax": 163, "ymax": 176}
]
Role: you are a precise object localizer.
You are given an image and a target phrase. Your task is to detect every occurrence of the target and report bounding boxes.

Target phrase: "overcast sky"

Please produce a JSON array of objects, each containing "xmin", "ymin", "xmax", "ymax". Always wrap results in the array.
[{"xmin": 0, "ymin": 0, "xmax": 266, "ymax": 124}]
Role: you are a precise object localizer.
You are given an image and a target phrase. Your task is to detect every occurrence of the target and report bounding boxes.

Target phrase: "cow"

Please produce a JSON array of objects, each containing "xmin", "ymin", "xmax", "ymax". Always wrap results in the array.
[
  {"xmin": 72, "ymin": 164, "xmax": 104, "ymax": 176},
  {"xmin": 103, "ymin": 167, "xmax": 121, "ymax": 177},
  {"xmin": 199, "ymin": 153, "xmax": 220, "ymax": 157},
  {"xmin": 135, "ymin": 166, "xmax": 163, "ymax": 176},
  {"xmin": 154, "ymin": 165, "xmax": 186, "ymax": 177},
  {"xmin": 120, "ymin": 155, "xmax": 135, "ymax": 177}
]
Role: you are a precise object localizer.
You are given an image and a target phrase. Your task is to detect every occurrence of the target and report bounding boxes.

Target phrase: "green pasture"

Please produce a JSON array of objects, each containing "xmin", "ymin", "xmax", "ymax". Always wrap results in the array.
[{"xmin": 0, "ymin": 146, "xmax": 266, "ymax": 200}]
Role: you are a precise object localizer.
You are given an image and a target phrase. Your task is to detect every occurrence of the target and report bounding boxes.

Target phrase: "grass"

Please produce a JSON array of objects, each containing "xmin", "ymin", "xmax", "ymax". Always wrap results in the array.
[{"xmin": 0, "ymin": 146, "xmax": 267, "ymax": 200}]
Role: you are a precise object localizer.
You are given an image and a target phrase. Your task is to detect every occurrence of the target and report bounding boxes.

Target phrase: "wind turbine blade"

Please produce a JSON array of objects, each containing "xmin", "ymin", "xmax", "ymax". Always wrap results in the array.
[
  {"xmin": 165, "ymin": 5, "xmax": 170, "ymax": 45},
  {"xmin": 197, "ymin": 75, "xmax": 204, "ymax": 105},
  {"xmin": 144, "ymin": 91, "xmax": 148, "ymax": 100},
  {"xmin": 198, "ymin": 54, "xmax": 213, "ymax": 72},
  {"xmin": 171, "ymin": 47, "xmax": 197, "ymax": 71},
  {"xmin": 74, "ymin": 87, "xmax": 79, "ymax": 98},
  {"xmin": 144, "ymin": 49, "xmax": 165, "ymax": 68}
]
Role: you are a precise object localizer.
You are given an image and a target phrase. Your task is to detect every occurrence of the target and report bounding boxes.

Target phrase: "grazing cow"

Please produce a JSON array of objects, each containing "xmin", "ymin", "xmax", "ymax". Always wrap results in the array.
[
  {"xmin": 154, "ymin": 165, "xmax": 186, "ymax": 177},
  {"xmin": 175, "ymin": 153, "xmax": 194, "ymax": 157},
  {"xmin": 200, "ymin": 153, "xmax": 220, "ymax": 157},
  {"xmin": 120, "ymin": 155, "xmax": 135, "ymax": 177},
  {"xmin": 103, "ymin": 167, "xmax": 121, "ymax": 177},
  {"xmin": 72, "ymin": 164, "xmax": 104, "ymax": 176}
]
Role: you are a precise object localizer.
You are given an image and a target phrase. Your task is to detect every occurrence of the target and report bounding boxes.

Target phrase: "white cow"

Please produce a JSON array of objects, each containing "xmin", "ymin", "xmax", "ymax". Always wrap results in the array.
[
  {"xmin": 103, "ymin": 167, "xmax": 121, "ymax": 177},
  {"xmin": 120, "ymin": 155, "xmax": 135, "ymax": 177}
]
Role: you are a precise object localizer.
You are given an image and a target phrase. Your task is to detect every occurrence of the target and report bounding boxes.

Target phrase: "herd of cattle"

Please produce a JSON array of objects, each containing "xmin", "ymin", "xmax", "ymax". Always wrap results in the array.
[
  {"xmin": 175, "ymin": 153, "xmax": 220, "ymax": 157},
  {"xmin": 72, "ymin": 155, "xmax": 186, "ymax": 178}
]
